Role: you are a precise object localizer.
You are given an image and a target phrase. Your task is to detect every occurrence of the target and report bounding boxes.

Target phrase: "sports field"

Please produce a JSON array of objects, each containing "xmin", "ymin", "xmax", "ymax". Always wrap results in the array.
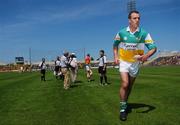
[{"xmin": 0, "ymin": 66, "xmax": 180, "ymax": 125}]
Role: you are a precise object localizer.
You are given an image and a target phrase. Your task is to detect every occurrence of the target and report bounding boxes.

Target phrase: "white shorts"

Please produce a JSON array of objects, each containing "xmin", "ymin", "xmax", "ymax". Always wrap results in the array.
[
  {"xmin": 119, "ymin": 60, "xmax": 140, "ymax": 77},
  {"xmin": 86, "ymin": 65, "xmax": 90, "ymax": 71}
]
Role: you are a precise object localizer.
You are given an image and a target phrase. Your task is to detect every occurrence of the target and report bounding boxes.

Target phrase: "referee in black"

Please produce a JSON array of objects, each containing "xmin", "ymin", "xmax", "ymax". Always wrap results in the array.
[
  {"xmin": 39, "ymin": 58, "xmax": 46, "ymax": 81},
  {"xmin": 97, "ymin": 50, "xmax": 108, "ymax": 86}
]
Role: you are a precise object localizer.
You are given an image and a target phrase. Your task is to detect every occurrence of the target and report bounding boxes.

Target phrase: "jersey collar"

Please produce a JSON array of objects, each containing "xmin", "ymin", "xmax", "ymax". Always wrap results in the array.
[{"xmin": 126, "ymin": 26, "xmax": 140, "ymax": 34}]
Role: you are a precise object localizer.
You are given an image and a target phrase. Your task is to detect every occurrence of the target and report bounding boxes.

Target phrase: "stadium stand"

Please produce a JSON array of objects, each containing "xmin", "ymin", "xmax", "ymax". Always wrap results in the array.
[{"xmin": 144, "ymin": 51, "xmax": 180, "ymax": 66}]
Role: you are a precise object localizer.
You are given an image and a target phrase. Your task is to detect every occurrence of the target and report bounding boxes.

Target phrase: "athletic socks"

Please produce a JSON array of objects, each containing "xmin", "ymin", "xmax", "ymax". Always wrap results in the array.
[{"xmin": 120, "ymin": 101, "xmax": 127, "ymax": 112}]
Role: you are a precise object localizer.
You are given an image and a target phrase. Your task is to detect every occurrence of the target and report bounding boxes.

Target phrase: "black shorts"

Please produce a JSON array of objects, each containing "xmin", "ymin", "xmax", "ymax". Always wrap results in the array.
[
  {"xmin": 55, "ymin": 66, "xmax": 60, "ymax": 72},
  {"xmin": 41, "ymin": 69, "xmax": 46, "ymax": 75},
  {"xmin": 98, "ymin": 66, "xmax": 106, "ymax": 74}
]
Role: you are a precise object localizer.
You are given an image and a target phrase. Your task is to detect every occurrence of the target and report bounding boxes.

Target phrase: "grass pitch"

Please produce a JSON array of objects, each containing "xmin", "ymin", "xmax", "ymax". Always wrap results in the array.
[{"xmin": 0, "ymin": 66, "xmax": 180, "ymax": 125}]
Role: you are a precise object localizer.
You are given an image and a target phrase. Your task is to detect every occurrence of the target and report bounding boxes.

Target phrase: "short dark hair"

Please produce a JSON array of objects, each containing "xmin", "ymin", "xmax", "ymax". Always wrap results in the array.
[
  {"xmin": 100, "ymin": 50, "xmax": 104, "ymax": 54},
  {"xmin": 63, "ymin": 52, "xmax": 69, "ymax": 57},
  {"xmin": 42, "ymin": 58, "xmax": 45, "ymax": 62},
  {"xmin": 128, "ymin": 10, "xmax": 140, "ymax": 19}
]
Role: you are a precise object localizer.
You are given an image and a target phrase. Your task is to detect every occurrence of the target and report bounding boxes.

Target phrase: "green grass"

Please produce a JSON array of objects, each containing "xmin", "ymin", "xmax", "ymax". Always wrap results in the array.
[{"xmin": 0, "ymin": 66, "xmax": 180, "ymax": 125}]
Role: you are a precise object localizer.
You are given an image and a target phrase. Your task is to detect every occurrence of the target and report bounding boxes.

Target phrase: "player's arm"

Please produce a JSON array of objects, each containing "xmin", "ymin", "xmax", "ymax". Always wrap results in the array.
[
  {"xmin": 103, "ymin": 56, "xmax": 107, "ymax": 70},
  {"xmin": 103, "ymin": 63, "xmax": 107, "ymax": 70},
  {"xmin": 113, "ymin": 33, "xmax": 121, "ymax": 64},
  {"xmin": 140, "ymin": 33, "xmax": 157, "ymax": 62},
  {"xmin": 39, "ymin": 62, "xmax": 42, "ymax": 68},
  {"xmin": 141, "ymin": 48, "xmax": 157, "ymax": 62}
]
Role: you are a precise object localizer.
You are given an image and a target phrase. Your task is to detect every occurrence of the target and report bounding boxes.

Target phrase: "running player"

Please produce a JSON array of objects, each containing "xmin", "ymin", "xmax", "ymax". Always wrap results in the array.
[{"xmin": 113, "ymin": 10, "xmax": 157, "ymax": 121}]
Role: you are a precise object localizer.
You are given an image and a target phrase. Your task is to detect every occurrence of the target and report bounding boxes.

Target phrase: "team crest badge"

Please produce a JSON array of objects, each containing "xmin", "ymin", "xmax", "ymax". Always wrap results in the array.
[{"xmin": 124, "ymin": 37, "xmax": 127, "ymax": 41}]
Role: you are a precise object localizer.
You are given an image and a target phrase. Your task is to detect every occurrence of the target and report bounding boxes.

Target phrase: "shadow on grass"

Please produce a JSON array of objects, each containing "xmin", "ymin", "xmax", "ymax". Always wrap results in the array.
[
  {"xmin": 45, "ymin": 79, "xmax": 54, "ymax": 81},
  {"xmin": 128, "ymin": 103, "xmax": 156, "ymax": 113},
  {"xmin": 74, "ymin": 80, "xmax": 83, "ymax": 84},
  {"xmin": 70, "ymin": 84, "xmax": 82, "ymax": 88},
  {"xmin": 70, "ymin": 81, "xmax": 84, "ymax": 88}
]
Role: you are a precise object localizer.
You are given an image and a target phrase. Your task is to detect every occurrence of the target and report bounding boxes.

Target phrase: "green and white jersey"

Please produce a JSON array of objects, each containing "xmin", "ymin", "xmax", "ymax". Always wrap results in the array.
[{"xmin": 113, "ymin": 26, "xmax": 157, "ymax": 62}]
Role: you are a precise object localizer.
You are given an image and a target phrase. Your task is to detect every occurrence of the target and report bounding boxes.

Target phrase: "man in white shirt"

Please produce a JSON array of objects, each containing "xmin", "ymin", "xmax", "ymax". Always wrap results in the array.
[
  {"xmin": 54, "ymin": 56, "xmax": 61, "ymax": 79},
  {"xmin": 39, "ymin": 58, "xmax": 46, "ymax": 81},
  {"xmin": 97, "ymin": 50, "xmax": 108, "ymax": 86}
]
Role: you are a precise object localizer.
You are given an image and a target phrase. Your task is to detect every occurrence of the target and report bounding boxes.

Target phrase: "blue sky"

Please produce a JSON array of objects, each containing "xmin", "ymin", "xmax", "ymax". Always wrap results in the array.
[{"xmin": 0, "ymin": 0, "xmax": 180, "ymax": 63}]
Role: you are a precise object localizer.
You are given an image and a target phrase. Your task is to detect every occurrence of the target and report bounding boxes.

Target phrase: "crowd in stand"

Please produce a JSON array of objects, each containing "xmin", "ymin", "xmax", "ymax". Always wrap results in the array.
[{"xmin": 149, "ymin": 55, "xmax": 180, "ymax": 66}]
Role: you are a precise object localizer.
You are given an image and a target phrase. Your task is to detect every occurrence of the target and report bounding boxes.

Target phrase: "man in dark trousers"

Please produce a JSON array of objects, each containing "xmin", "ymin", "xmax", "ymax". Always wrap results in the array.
[
  {"xmin": 97, "ymin": 50, "xmax": 108, "ymax": 86},
  {"xmin": 39, "ymin": 58, "xmax": 47, "ymax": 81}
]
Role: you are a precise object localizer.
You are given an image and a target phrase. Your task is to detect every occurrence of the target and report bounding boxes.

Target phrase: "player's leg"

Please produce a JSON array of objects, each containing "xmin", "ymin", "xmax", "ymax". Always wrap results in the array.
[
  {"xmin": 59, "ymin": 67, "xmax": 63, "ymax": 80},
  {"xmin": 100, "ymin": 74, "xmax": 103, "ymax": 85},
  {"xmin": 70, "ymin": 69, "xmax": 73, "ymax": 82},
  {"xmin": 66, "ymin": 70, "xmax": 71, "ymax": 88},
  {"xmin": 120, "ymin": 72, "xmax": 130, "ymax": 102},
  {"xmin": 55, "ymin": 67, "xmax": 59, "ymax": 79},
  {"xmin": 74, "ymin": 68, "xmax": 77, "ymax": 82},
  {"xmin": 86, "ymin": 71, "xmax": 90, "ymax": 82},
  {"xmin": 103, "ymin": 69, "xmax": 108, "ymax": 84},
  {"xmin": 86, "ymin": 65, "xmax": 91, "ymax": 82},
  {"xmin": 127, "ymin": 61, "xmax": 140, "ymax": 100},
  {"xmin": 55, "ymin": 67, "xmax": 57, "ymax": 79},
  {"xmin": 72, "ymin": 69, "xmax": 76, "ymax": 83},
  {"xmin": 43, "ymin": 70, "xmax": 46, "ymax": 81},
  {"xmin": 71, "ymin": 69, "xmax": 75, "ymax": 83},
  {"xmin": 62, "ymin": 68, "xmax": 68, "ymax": 89},
  {"xmin": 99, "ymin": 67, "xmax": 103, "ymax": 85},
  {"xmin": 119, "ymin": 72, "xmax": 129, "ymax": 121},
  {"xmin": 89, "ymin": 69, "xmax": 93, "ymax": 81},
  {"xmin": 127, "ymin": 75, "xmax": 136, "ymax": 101},
  {"xmin": 41, "ymin": 70, "xmax": 45, "ymax": 81},
  {"xmin": 40, "ymin": 71, "xmax": 43, "ymax": 81}
]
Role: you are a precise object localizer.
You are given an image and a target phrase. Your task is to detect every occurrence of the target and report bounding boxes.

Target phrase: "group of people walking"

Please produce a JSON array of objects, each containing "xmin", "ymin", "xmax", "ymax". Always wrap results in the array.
[
  {"xmin": 39, "ymin": 52, "xmax": 78, "ymax": 90},
  {"xmin": 39, "ymin": 49, "xmax": 109, "ymax": 90}
]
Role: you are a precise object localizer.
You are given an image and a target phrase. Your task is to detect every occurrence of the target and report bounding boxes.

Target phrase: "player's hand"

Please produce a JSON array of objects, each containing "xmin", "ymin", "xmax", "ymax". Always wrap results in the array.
[
  {"xmin": 114, "ymin": 57, "xmax": 119, "ymax": 64},
  {"xmin": 137, "ymin": 54, "xmax": 149, "ymax": 62}
]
